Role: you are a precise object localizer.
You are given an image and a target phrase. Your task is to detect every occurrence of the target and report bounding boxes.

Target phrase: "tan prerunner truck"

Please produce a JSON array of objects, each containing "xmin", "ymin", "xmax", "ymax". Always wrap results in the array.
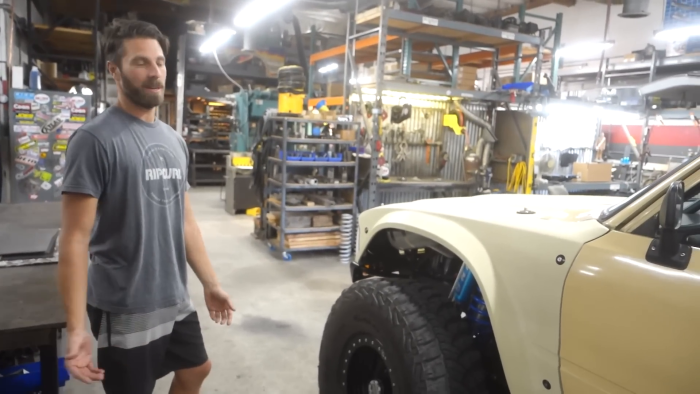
[{"xmin": 318, "ymin": 145, "xmax": 700, "ymax": 393}]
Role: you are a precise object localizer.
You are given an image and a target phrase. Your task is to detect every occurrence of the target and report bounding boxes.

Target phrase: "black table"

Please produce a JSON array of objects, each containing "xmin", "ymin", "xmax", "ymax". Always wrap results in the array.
[{"xmin": 0, "ymin": 202, "xmax": 63, "ymax": 394}]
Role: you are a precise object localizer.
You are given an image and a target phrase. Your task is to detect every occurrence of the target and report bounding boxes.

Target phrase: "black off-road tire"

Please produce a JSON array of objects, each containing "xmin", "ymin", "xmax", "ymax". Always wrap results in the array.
[{"xmin": 319, "ymin": 277, "xmax": 488, "ymax": 394}]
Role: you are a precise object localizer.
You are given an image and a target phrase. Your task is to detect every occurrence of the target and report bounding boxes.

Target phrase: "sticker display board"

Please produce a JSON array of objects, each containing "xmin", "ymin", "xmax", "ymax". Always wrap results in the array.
[
  {"xmin": 664, "ymin": 0, "xmax": 700, "ymax": 55},
  {"xmin": 9, "ymin": 89, "xmax": 92, "ymax": 203}
]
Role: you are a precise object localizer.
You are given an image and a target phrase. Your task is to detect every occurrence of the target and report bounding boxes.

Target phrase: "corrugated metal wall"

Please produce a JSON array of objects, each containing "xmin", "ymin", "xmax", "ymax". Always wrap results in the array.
[{"xmin": 358, "ymin": 100, "xmax": 488, "ymax": 208}]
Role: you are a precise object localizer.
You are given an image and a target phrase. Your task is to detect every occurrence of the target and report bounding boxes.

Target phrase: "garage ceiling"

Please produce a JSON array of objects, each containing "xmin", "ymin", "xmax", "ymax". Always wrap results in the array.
[{"xmin": 47, "ymin": 0, "xmax": 576, "ymax": 23}]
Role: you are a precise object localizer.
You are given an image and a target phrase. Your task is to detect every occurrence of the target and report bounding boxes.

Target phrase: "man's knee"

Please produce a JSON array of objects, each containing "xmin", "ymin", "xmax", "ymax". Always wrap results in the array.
[{"xmin": 174, "ymin": 360, "xmax": 212, "ymax": 386}]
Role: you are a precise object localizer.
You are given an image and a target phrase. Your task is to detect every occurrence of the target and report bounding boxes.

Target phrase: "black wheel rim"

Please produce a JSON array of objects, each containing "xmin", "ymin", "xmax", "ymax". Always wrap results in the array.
[{"xmin": 341, "ymin": 334, "xmax": 394, "ymax": 394}]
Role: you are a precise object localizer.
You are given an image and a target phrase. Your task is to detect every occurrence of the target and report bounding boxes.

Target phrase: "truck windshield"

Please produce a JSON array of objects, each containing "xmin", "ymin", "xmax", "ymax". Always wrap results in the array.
[{"xmin": 599, "ymin": 154, "xmax": 699, "ymax": 221}]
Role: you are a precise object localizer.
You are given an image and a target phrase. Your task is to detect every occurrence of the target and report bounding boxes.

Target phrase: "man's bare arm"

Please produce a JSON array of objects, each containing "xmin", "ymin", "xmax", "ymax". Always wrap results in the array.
[
  {"xmin": 58, "ymin": 193, "xmax": 98, "ymax": 333},
  {"xmin": 183, "ymin": 192, "xmax": 218, "ymax": 288},
  {"xmin": 183, "ymin": 192, "xmax": 235, "ymax": 325}
]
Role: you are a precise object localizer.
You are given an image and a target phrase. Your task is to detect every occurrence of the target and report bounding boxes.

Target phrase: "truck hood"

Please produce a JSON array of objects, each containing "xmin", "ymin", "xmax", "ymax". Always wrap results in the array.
[{"xmin": 376, "ymin": 194, "xmax": 627, "ymax": 224}]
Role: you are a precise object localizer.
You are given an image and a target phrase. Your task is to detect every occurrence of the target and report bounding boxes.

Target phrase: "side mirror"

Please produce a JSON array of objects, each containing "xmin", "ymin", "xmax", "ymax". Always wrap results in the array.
[
  {"xmin": 659, "ymin": 181, "xmax": 684, "ymax": 231},
  {"xmin": 646, "ymin": 181, "xmax": 691, "ymax": 269}
]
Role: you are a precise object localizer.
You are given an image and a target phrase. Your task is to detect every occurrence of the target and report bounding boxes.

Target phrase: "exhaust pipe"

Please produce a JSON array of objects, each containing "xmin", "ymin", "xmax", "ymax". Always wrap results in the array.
[{"xmin": 619, "ymin": 0, "xmax": 649, "ymax": 18}]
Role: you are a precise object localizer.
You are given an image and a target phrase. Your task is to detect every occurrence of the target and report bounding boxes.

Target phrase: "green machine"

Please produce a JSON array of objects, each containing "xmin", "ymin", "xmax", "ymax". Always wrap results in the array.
[{"xmin": 229, "ymin": 89, "xmax": 278, "ymax": 152}]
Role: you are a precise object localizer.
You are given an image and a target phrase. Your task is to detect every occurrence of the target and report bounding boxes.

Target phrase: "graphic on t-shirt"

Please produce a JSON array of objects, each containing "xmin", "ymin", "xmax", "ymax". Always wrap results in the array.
[{"xmin": 142, "ymin": 143, "xmax": 185, "ymax": 206}]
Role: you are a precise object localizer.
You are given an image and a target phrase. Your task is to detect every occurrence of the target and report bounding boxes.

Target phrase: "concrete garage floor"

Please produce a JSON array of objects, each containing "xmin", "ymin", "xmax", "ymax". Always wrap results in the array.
[{"xmin": 66, "ymin": 187, "xmax": 351, "ymax": 393}]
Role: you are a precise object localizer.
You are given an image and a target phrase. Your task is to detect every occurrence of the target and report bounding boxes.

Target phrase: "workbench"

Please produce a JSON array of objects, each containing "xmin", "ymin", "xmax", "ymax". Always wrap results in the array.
[
  {"xmin": 377, "ymin": 177, "xmax": 476, "ymax": 192},
  {"xmin": 0, "ymin": 202, "xmax": 65, "ymax": 393}
]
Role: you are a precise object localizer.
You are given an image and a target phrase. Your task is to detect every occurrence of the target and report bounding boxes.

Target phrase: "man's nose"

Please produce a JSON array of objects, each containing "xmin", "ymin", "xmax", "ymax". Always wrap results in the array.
[{"xmin": 147, "ymin": 63, "xmax": 163, "ymax": 78}]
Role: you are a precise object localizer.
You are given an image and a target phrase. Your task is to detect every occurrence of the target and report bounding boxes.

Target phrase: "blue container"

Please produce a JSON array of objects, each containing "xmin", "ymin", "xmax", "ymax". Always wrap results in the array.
[
  {"xmin": 0, "ymin": 358, "xmax": 70, "ymax": 393},
  {"xmin": 300, "ymin": 153, "xmax": 316, "ymax": 161},
  {"xmin": 327, "ymin": 153, "xmax": 343, "ymax": 162}
]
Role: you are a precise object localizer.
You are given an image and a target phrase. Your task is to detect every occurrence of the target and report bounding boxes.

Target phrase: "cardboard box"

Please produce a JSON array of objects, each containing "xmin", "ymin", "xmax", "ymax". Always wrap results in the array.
[
  {"xmin": 326, "ymin": 82, "xmax": 344, "ymax": 97},
  {"xmin": 573, "ymin": 163, "xmax": 612, "ymax": 182}
]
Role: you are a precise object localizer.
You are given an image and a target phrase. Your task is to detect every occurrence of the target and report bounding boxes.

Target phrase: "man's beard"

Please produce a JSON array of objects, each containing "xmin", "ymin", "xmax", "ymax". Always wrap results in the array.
[{"xmin": 120, "ymin": 71, "xmax": 164, "ymax": 110}]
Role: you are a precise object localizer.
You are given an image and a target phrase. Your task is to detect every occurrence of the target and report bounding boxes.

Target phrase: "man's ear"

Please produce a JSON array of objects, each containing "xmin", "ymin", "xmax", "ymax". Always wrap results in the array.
[{"xmin": 107, "ymin": 61, "xmax": 120, "ymax": 82}]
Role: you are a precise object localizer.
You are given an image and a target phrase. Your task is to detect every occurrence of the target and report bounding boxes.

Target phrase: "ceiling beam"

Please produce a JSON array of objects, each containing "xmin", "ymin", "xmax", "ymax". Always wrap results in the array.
[{"xmin": 486, "ymin": 0, "xmax": 576, "ymax": 17}]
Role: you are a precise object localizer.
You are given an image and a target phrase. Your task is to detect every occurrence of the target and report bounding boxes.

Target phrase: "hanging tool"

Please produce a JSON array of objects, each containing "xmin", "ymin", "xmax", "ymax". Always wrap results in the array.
[
  {"xmin": 425, "ymin": 138, "xmax": 433, "ymax": 164},
  {"xmin": 507, "ymin": 155, "xmax": 527, "ymax": 193}
]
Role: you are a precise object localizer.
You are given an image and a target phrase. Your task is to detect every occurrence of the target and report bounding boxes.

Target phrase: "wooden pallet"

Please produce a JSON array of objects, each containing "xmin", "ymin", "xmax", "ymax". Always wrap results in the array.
[{"xmin": 276, "ymin": 232, "xmax": 342, "ymax": 249}]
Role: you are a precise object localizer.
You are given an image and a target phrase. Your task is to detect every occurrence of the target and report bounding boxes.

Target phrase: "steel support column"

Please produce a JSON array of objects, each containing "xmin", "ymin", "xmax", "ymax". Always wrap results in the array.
[
  {"xmin": 550, "ymin": 13, "xmax": 563, "ymax": 88},
  {"xmin": 451, "ymin": 0, "xmax": 463, "ymax": 89},
  {"xmin": 307, "ymin": 25, "xmax": 316, "ymax": 99},
  {"xmin": 401, "ymin": 0, "xmax": 418, "ymax": 76},
  {"xmin": 368, "ymin": 0, "xmax": 389, "ymax": 209},
  {"xmin": 534, "ymin": 30, "xmax": 546, "ymax": 94},
  {"xmin": 514, "ymin": 4, "xmax": 526, "ymax": 82}
]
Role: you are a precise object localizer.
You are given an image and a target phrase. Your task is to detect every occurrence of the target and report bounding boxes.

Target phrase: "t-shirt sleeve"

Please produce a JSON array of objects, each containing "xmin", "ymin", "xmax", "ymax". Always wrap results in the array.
[{"xmin": 62, "ymin": 130, "xmax": 108, "ymax": 199}]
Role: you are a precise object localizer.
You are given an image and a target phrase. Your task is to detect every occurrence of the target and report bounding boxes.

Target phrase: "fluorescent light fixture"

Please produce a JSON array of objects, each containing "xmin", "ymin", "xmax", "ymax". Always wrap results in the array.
[
  {"xmin": 655, "ymin": 24, "xmax": 700, "ymax": 41},
  {"xmin": 318, "ymin": 63, "xmax": 339, "ymax": 74},
  {"xmin": 199, "ymin": 29, "xmax": 236, "ymax": 54},
  {"xmin": 557, "ymin": 41, "xmax": 614, "ymax": 59},
  {"xmin": 349, "ymin": 76, "xmax": 371, "ymax": 85},
  {"xmin": 234, "ymin": 0, "xmax": 294, "ymax": 28}
]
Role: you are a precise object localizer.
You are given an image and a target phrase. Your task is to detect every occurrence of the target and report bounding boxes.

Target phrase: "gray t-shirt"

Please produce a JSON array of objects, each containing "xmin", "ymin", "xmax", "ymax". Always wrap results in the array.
[{"xmin": 62, "ymin": 106, "xmax": 190, "ymax": 314}]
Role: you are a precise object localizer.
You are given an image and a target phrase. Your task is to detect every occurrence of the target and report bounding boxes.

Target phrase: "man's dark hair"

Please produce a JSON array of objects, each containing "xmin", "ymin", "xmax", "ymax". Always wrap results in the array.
[{"xmin": 103, "ymin": 19, "xmax": 170, "ymax": 66}]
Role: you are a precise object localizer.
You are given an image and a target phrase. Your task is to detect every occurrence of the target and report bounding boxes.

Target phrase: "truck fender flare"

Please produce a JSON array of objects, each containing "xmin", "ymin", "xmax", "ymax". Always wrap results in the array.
[{"xmin": 362, "ymin": 211, "xmax": 499, "ymax": 327}]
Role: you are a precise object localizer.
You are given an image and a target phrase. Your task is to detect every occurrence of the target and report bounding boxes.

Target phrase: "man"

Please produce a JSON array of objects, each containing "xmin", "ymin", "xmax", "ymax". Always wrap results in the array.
[{"xmin": 57, "ymin": 19, "xmax": 234, "ymax": 394}]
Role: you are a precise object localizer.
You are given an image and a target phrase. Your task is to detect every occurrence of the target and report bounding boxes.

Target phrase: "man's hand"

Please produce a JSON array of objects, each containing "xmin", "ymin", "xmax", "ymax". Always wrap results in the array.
[
  {"xmin": 204, "ymin": 286, "xmax": 235, "ymax": 326},
  {"xmin": 65, "ymin": 329, "xmax": 104, "ymax": 383}
]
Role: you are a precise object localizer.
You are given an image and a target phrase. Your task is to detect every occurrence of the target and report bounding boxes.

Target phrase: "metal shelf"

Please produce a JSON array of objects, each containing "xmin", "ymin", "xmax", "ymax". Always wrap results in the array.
[
  {"xmin": 363, "ymin": 79, "xmax": 514, "ymax": 101},
  {"xmin": 268, "ymin": 116, "xmax": 359, "ymax": 126},
  {"xmin": 268, "ymin": 179, "xmax": 355, "ymax": 190},
  {"xmin": 268, "ymin": 157, "xmax": 356, "ymax": 167},
  {"xmin": 267, "ymin": 200, "xmax": 354, "ymax": 212},
  {"xmin": 270, "ymin": 135, "xmax": 356, "ymax": 145},
  {"xmin": 273, "ymin": 225, "xmax": 341, "ymax": 234},
  {"xmin": 373, "ymin": 9, "xmax": 542, "ymax": 47}
]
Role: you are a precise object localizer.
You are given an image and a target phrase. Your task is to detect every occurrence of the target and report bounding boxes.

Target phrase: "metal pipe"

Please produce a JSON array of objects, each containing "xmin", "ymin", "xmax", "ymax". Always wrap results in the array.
[
  {"xmin": 621, "ymin": 124, "xmax": 641, "ymax": 158},
  {"xmin": 596, "ymin": 0, "xmax": 612, "ymax": 86},
  {"xmin": 524, "ymin": 12, "xmax": 557, "ymax": 22},
  {"xmin": 291, "ymin": 15, "xmax": 309, "ymax": 84},
  {"xmin": 456, "ymin": 102, "xmax": 495, "ymax": 141},
  {"xmin": 649, "ymin": 46, "xmax": 658, "ymax": 83}
]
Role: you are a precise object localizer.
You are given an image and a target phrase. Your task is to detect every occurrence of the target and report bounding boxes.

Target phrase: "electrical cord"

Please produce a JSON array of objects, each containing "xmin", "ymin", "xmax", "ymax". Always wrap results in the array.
[{"xmin": 213, "ymin": 50, "xmax": 244, "ymax": 91}]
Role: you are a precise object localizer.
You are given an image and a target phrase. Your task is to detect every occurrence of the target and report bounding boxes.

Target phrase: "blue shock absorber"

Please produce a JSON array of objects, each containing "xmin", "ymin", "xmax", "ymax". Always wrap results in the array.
[
  {"xmin": 450, "ymin": 265, "xmax": 492, "ymax": 334},
  {"xmin": 468, "ymin": 288, "xmax": 492, "ymax": 334}
]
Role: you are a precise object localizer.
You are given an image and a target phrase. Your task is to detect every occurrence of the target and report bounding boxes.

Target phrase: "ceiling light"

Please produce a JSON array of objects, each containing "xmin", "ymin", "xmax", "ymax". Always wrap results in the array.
[
  {"xmin": 199, "ymin": 29, "xmax": 236, "ymax": 54},
  {"xmin": 319, "ymin": 63, "xmax": 339, "ymax": 74},
  {"xmin": 655, "ymin": 25, "xmax": 700, "ymax": 41},
  {"xmin": 234, "ymin": 0, "xmax": 294, "ymax": 28},
  {"xmin": 556, "ymin": 41, "xmax": 614, "ymax": 59}
]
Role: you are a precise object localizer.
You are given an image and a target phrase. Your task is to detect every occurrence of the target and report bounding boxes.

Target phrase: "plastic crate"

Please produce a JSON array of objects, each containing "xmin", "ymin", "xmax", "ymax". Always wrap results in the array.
[{"xmin": 0, "ymin": 358, "xmax": 70, "ymax": 393}]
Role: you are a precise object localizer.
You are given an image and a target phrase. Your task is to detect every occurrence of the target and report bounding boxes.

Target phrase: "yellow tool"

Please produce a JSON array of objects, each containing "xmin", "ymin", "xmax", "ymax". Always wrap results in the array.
[
  {"xmin": 507, "ymin": 156, "xmax": 527, "ymax": 193},
  {"xmin": 442, "ymin": 114, "xmax": 463, "ymax": 135},
  {"xmin": 278, "ymin": 92, "xmax": 305, "ymax": 115}
]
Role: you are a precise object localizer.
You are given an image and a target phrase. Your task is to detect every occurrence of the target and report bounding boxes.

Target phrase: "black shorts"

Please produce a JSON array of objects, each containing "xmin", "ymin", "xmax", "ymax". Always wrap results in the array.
[{"xmin": 87, "ymin": 302, "xmax": 208, "ymax": 394}]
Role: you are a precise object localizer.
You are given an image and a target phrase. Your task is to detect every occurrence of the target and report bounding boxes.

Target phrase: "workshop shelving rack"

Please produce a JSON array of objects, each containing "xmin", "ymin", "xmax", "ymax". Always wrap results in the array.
[
  {"xmin": 306, "ymin": 0, "xmax": 564, "ymax": 209},
  {"xmin": 261, "ymin": 116, "xmax": 361, "ymax": 261}
]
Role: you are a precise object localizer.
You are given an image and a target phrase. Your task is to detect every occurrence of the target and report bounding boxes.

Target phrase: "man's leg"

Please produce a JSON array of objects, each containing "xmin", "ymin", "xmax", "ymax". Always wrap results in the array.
[
  {"xmin": 169, "ymin": 360, "xmax": 212, "ymax": 394},
  {"xmin": 160, "ymin": 311, "xmax": 210, "ymax": 394},
  {"xmin": 87, "ymin": 305, "xmax": 162, "ymax": 394}
]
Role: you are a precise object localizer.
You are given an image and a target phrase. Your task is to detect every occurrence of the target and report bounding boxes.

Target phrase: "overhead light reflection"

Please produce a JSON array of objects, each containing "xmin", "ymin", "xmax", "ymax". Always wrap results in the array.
[
  {"xmin": 580, "ymin": 270, "xmax": 595, "ymax": 276},
  {"xmin": 614, "ymin": 256, "xmax": 700, "ymax": 281}
]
